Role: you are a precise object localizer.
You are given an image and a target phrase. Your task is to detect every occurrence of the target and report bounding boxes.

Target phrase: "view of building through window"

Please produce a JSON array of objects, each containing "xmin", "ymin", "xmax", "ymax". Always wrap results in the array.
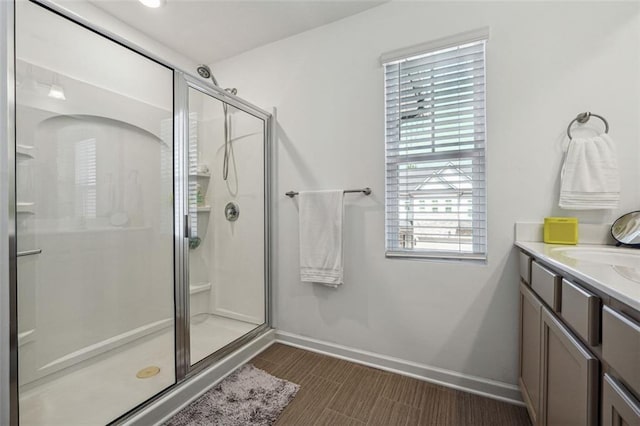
[{"xmin": 397, "ymin": 161, "xmax": 474, "ymax": 252}]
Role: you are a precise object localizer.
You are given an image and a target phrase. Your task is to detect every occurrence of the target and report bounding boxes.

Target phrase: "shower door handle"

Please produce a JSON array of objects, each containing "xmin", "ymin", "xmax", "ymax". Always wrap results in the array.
[
  {"xmin": 17, "ymin": 248, "xmax": 42, "ymax": 257},
  {"xmin": 184, "ymin": 214, "xmax": 191, "ymax": 239}
]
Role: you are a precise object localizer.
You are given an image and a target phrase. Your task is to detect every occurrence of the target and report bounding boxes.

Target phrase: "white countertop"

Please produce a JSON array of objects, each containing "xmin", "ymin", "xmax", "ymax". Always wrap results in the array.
[{"xmin": 515, "ymin": 241, "xmax": 640, "ymax": 311}]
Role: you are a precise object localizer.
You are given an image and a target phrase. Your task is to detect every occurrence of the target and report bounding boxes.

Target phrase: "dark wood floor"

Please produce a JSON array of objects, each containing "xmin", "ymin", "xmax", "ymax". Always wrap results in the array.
[{"xmin": 250, "ymin": 343, "xmax": 531, "ymax": 426}]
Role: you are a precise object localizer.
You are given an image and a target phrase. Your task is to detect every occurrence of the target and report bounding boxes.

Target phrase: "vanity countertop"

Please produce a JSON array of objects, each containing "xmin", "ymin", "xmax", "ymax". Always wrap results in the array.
[{"xmin": 516, "ymin": 241, "xmax": 640, "ymax": 311}]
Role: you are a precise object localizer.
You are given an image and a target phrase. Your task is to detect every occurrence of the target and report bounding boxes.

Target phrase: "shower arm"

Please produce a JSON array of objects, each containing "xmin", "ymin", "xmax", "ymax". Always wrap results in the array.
[{"xmin": 196, "ymin": 64, "xmax": 237, "ymax": 181}]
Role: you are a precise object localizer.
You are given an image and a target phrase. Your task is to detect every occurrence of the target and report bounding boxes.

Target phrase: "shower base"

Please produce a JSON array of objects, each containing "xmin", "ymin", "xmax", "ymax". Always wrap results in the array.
[
  {"xmin": 190, "ymin": 313, "xmax": 258, "ymax": 365},
  {"xmin": 19, "ymin": 314, "xmax": 259, "ymax": 426}
]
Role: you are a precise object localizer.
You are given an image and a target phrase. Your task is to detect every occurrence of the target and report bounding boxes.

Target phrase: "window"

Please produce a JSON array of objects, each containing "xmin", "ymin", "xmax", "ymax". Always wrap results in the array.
[
  {"xmin": 382, "ymin": 29, "xmax": 488, "ymax": 260},
  {"xmin": 74, "ymin": 138, "xmax": 97, "ymax": 219}
]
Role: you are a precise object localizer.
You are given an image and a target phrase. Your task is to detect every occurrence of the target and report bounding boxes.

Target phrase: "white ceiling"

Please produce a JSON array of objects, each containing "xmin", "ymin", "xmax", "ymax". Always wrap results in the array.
[{"xmin": 89, "ymin": 0, "xmax": 385, "ymax": 64}]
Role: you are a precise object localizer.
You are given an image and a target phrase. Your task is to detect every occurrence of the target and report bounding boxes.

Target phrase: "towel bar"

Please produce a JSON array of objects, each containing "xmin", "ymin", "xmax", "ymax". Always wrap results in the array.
[
  {"xmin": 567, "ymin": 112, "xmax": 609, "ymax": 140},
  {"xmin": 286, "ymin": 187, "xmax": 372, "ymax": 198}
]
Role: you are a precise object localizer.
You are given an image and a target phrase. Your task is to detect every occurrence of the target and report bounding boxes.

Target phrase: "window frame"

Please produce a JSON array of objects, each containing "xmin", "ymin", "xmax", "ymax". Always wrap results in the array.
[{"xmin": 381, "ymin": 28, "xmax": 489, "ymax": 262}]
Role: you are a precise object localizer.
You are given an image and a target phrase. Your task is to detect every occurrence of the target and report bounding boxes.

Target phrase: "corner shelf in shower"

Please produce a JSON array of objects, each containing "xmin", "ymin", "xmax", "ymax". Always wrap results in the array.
[
  {"xmin": 17, "ymin": 202, "xmax": 35, "ymax": 214},
  {"xmin": 190, "ymin": 282, "xmax": 212, "ymax": 295},
  {"xmin": 196, "ymin": 206, "xmax": 211, "ymax": 213},
  {"xmin": 18, "ymin": 329, "xmax": 36, "ymax": 347},
  {"xmin": 17, "ymin": 144, "xmax": 36, "ymax": 159},
  {"xmin": 189, "ymin": 172, "xmax": 211, "ymax": 179}
]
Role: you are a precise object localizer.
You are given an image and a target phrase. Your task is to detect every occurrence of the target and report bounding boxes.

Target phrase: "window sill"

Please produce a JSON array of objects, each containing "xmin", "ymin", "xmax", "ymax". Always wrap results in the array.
[{"xmin": 385, "ymin": 250, "xmax": 487, "ymax": 263}]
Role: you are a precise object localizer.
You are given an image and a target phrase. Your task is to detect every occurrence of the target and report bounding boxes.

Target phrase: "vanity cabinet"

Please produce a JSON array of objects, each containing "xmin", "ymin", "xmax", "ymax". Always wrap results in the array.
[
  {"xmin": 518, "ymin": 253, "xmax": 601, "ymax": 426},
  {"xmin": 518, "ymin": 244, "xmax": 640, "ymax": 426},
  {"xmin": 540, "ymin": 307, "xmax": 599, "ymax": 425},
  {"xmin": 517, "ymin": 252, "xmax": 631, "ymax": 426}
]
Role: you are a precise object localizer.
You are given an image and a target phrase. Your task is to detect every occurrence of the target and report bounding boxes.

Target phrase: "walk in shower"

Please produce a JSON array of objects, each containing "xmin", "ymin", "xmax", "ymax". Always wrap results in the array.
[{"xmin": 9, "ymin": 1, "xmax": 271, "ymax": 424}]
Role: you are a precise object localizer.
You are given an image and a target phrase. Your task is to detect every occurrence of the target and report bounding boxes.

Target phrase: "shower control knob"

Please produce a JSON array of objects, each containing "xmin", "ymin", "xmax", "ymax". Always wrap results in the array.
[{"xmin": 224, "ymin": 202, "xmax": 239, "ymax": 222}]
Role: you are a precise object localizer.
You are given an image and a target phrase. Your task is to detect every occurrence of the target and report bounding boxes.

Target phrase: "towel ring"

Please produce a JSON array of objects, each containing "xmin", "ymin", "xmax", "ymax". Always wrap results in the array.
[{"xmin": 566, "ymin": 112, "xmax": 609, "ymax": 140}]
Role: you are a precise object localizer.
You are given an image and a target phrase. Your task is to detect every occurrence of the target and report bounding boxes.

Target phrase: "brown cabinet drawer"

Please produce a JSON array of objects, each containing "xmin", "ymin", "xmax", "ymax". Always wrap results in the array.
[
  {"xmin": 561, "ymin": 279, "xmax": 600, "ymax": 346},
  {"xmin": 602, "ymin": 373, "xmax": 640, "ymax": 426},
  {"xmin": 602, "ymin": 306, "xmax": 640, "ymax": 395},
  {"xmin": 519, "ymin": 252, "xmax": 531, "ymax": 284},
  {"xmin": 531, "ymin": 261, "xmax": 561, "ymax": 311}
]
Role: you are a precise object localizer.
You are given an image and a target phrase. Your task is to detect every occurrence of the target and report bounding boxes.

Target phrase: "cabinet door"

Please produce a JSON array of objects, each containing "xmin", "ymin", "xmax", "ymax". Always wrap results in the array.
[
  {"xmin": 540, "ymin": 307, "xmax": 599, "ymax": 426},
  {"xmin": 602, "ymin": 374, "xmax": 640, "ymax": 426},
  {"xmin": 520, "ymin": 282, "xmax": 542, "ymax": 424}
]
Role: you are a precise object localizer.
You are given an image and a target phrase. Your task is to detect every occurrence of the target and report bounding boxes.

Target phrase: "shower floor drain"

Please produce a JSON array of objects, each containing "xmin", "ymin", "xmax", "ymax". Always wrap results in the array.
[{"xmin": 136, "ymin": 366, "xmax": 160, "ymax": 379}]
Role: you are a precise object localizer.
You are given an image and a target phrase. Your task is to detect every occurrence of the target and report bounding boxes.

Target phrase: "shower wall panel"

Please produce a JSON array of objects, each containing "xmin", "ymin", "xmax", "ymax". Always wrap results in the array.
[{"xmin": 207, "ymin": 105, "xmax": 265, "ymax": 325}]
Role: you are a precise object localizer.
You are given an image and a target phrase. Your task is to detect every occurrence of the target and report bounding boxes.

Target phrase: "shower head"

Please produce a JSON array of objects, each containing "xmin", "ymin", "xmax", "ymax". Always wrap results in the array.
[
  {"xmin": 196, "ymin": 64, "xmax": 211, "ymax": 79},
  {"xmin": 196, "ymin": 64, "xmax": 219, "ymax": 86}
]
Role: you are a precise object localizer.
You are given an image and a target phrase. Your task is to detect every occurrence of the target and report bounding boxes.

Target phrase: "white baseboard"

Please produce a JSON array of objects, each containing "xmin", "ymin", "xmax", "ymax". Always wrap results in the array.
[
  {"xmin": 124, "ymin": 329, "xmax": 276, "ymax": 426},
  {"xmin": 275, "ymin": 330, "xmax": 524, "ymax": 406}
]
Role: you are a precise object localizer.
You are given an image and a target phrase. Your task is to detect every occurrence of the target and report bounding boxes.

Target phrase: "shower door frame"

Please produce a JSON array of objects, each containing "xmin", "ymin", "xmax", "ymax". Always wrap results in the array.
[
  {"xmin": 2, "ymin": 1, "xmax": 273, "ymax": 424},
  {"xmin": 2, "ymin": 0, "xmax": 19, "ymax": 425},
  {"xmin": 176, "ymin": 74, "xmax": 273, "ymax": 379}
]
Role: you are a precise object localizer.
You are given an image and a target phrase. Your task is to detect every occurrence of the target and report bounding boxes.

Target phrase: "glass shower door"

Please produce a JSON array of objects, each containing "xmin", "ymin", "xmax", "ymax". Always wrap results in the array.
[
  {"xmin": 15, "ymin": 2, "xmax": 175, "ymax": 424},
  {"xmin": 186, "ymin": 85, "xmax": 267, "ymax": 366}
]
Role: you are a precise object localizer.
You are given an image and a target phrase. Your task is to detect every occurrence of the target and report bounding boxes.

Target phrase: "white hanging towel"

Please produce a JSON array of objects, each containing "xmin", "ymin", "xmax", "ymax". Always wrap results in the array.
[
  {"xmin": 298, "ymin": 190, "xmax": 344, "ymax": 287},
  {"xmin": 559, "ymin": 134, "xmax": 620, "ymax": 210}
]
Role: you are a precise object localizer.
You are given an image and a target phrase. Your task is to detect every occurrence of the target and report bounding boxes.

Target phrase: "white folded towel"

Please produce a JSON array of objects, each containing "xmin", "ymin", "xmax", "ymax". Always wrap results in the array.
[
  {"xmin": 298, "ymin": 190, "xmax": 344, "ymax": 287},
  {"xmin": 559, "ymin": 134, "xmax": 620, "ymax": 210}
]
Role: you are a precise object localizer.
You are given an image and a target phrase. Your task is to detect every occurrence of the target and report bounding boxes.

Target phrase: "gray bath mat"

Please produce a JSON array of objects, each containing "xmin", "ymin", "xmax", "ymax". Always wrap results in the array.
[{"xmin": 165, "ymin": 364, "xmax": 299, "ymax": 426}]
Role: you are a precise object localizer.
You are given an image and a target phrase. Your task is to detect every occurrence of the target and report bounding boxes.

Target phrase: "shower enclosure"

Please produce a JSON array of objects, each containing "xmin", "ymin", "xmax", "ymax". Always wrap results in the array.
[{"xmin": 6, "ymin": 1, "xmax": 271, "ymax": 424}]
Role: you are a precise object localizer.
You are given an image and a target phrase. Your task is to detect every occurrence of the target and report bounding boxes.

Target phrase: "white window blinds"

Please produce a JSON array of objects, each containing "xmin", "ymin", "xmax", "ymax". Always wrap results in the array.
[{"xmin": 383, "ymin": 37, "xmax": 487, "ymax": 260}]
